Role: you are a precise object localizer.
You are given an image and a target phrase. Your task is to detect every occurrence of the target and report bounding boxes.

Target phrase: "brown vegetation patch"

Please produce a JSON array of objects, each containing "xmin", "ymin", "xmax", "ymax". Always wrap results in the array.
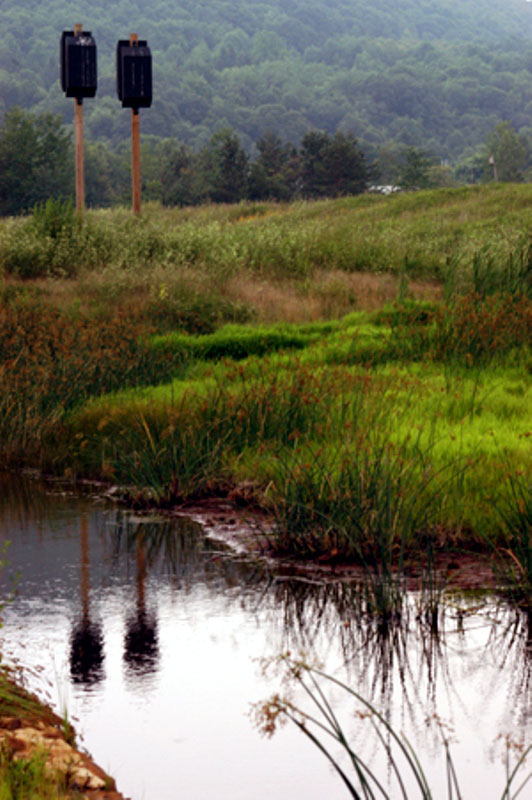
[{"xmin": 225, "ymin": 269, "xmax": 442, "ymax": 322}]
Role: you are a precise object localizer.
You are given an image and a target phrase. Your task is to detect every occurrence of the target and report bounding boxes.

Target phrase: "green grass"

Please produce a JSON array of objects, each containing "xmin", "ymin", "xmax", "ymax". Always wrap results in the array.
[
  {"xmin": 1, "ymin": 186, "xmax": 532, "ymax": 289},
  {"xmin": 0, "ymin": 748, "xmax": 78, "ymax": 800},
  {"xmin": 48, "ymin": 316, "xmax": 532, "ymax": 552},
  {"xmin": 5, "ymin": 188, "xmax": 532, "ymax": 601}
]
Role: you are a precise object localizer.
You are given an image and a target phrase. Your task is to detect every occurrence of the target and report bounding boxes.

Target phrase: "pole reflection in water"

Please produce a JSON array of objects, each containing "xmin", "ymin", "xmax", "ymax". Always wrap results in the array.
[
  {"xmin": 123, "ymin": 531, "xmax": 159, "ymax": 677},
  {"xmin": 70, "ymin": 515, "xmax": 104, "ymax": 685}
]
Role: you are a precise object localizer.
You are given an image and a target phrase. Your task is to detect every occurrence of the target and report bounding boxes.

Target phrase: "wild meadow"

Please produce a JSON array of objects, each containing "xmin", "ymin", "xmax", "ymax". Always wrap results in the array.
[{"xmin": 3, "ymin": 185, "xmax": 532, "ymax": 603}]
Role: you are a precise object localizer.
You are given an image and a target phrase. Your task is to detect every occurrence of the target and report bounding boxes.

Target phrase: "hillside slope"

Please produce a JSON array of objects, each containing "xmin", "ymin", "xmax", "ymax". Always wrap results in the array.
[{"xmin": 2, "ymin": 0, "xmax": 532, "ymax": 161}]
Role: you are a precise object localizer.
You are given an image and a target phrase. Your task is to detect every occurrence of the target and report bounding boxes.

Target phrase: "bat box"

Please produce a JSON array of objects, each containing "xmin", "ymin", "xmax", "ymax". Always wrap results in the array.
[
  {"xmin": 116, "ymin": 39, "xmax": 152, "ymax": 110},
  {"xmin": 60, "ymin": 30, "xmax": 97, "ymax": 99}
]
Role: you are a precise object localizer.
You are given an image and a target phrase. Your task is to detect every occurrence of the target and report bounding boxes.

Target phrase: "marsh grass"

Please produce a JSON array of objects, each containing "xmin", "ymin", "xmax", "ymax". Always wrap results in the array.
[
  {"xmin": 269, "ymin": 436, "xmax": 433, "ymax": 558},
  {"xmin": 27, "ymin": 302, "xmax": 532, "ymax": 558},
  {"xmin": 357, "ymin": 293, "xmax": 532, "ymax": 368},
  {"xmin": 487, "ymin": 467, "xmax": 532, "ymax": 609},
  {"xmin": 0, "ymin": 746, "xmax": 75, "ymax": 800},
  {"xmin": 6, "ymin": 188, "xmax": 532, "ymax": 568},
  {"xmin": 58, "ymin": 363, "xmax": 348, "ymax": 496},
  {"xmin": 267, "ymin": 426, "xmax": 462, "ymax": 622},
  {"xmin": 0, "ymin": 300, "xmax": 180, "ymax": 462},
  {"xmin": 1, "ymin": 185, "xmax": 531, "ymax": 288},
  {"xmin": 148, "ymin": 321, "xmax": 328, "ymax": 363},
  {"xmin": 448, "ymin": 239, "xmax": 532, "ymax": 300}
]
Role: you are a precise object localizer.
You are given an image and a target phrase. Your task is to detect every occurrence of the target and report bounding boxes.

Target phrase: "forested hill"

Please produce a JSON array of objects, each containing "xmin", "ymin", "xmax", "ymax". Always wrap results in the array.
[{"xmin": 2, "ymin": 0, "xmax": 532, "ymax": 163}]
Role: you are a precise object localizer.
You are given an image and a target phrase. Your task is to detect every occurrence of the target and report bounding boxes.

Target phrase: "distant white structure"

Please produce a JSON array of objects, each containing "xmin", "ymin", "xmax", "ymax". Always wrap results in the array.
[{"xmin": 367, "ymin": 185, "xmax": 401, "ymax": 195}]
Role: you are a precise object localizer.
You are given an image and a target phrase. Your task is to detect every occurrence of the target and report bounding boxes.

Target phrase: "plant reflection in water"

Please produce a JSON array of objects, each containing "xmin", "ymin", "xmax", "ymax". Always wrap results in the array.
[{"xmin": 103, "ymin": 508, "xmax": 532, "ymax": 750}]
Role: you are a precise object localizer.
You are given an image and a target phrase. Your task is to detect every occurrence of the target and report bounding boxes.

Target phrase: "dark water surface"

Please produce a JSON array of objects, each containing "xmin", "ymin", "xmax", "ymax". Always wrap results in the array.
[{"xmin": 1, "ymin": 472, "xmax": 532, "ymax": 799}]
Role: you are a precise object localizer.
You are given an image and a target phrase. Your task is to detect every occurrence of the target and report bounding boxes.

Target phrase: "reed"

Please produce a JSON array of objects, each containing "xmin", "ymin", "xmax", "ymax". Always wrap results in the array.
[
  {"xmin": 266, "ymin": 427, "xmax": 459, "ymax": 622},
  {"xmin": 255, "ymin": 654, "xmax": 532, "ymax": 799},
  {"xmin": 487, "ymin": 467, "xmax": 532, "ymax": 610}
]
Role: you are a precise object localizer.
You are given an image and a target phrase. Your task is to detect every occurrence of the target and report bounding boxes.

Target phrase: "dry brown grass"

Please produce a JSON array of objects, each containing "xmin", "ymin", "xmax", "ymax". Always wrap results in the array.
[
  {"xmin": 1, "ymin": 267, "xmax": 442, "ymax": 325},
  {"xmin": 223, "ymin": 269, "xmax": 442, "ymax": 322}
]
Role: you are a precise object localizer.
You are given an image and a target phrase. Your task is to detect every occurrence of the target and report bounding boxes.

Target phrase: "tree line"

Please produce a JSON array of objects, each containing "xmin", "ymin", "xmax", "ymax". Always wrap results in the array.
[
  {"xmin": 0, "ymin": 108, "xmax": 373, "ymax": 214},
  {"xmin": 1, "ymin": 108, "xmax": 530, "ymax": 216}
]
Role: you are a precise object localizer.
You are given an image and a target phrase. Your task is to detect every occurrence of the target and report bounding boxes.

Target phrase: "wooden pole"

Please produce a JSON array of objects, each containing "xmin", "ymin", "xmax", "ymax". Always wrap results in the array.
[
  {"xmin": 74, "ymin": 99, "xmax": 85, "ymax": 214},
  {"xmin": 131, "ymin": 109, "xmax": 141, "ymax": 214},
  {"xmin": 130, "ymin": 33, "xmax": 141, "ymax": 215},
  {"xmin": 74, "ymin": 24, "xmax": 85, "ymax": 214}
]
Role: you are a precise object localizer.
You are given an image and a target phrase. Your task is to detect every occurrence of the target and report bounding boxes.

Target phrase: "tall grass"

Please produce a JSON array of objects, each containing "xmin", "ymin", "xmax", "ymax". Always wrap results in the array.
[
  {"xmin": 0, "ymin": 187, "xmax": 531, "ymax": 288},
  {"xmin": 0, "ymin": 299, "xmax": 179, "ymax": 462},
  {"xmin": 486, "ymin": 466, "xmax": 532, "ymax": 610},
  {"xmin": 52, "ymin": 362, "xmax": 349, "ymax": 494}
]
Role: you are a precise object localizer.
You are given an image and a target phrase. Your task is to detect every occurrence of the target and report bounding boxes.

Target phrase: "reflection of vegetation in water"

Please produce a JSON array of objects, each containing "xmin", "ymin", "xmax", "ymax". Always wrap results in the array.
[
  {"xmin": 255, "ymin": 577, "xmax": 532, "ymax": 756},
  {"xmin": 258, "ymin": 576, "xmax": 452, "ymax": 716},
  {"xmin": 484, "ymin": 605, "xmax": 532, "ymax": 731},
  {"xmin": 8, "ymin": 471, "xmax": 532, "ymax": 757},
  {"xmin": 110, "ymin": 513, "xmax": 210, "ymax": 576},
  {"xmin": 0, "ymin": 471, "xmax": 93, "ymax": 536},
  {"xmin": 255, "ymin": 654, "xmax": 532, "ymax": 800},
  {"xmin": 107, "ymin": 508, "xmax": 532, "ymax": 737},
  {"xmin": 109, "ymin": 509, "xmax": 267, "ymax": 588}
]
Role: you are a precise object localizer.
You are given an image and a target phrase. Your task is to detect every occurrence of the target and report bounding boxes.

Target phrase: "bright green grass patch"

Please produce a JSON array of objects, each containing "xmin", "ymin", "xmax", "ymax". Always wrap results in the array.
[
  {"xmin": 149, "ymin": 320, "xmax": 338, "ymax": 364},
  {"xmin": 56, "ymin": 316, "xmax": 532, "ymax": 555}
]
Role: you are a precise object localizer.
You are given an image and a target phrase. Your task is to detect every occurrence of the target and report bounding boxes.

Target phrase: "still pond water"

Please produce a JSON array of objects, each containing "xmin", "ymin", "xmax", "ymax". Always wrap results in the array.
[{"xmin": 1, "ymin": 472, "xmax": 532, "ymax": 799}]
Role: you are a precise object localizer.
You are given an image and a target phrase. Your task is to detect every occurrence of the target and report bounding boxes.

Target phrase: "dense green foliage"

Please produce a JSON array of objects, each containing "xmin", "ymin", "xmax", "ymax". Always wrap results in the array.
[
  {"xmin": 2, "ymin": 0, "xmax": 532, "ymax": 179},
  {"xmin": 0, "ymin": 111, "xmax": 370, "ymax": 212},
  {"xmin": 0, "ymin": 110, "xmax": 73, "ymax": 215}
]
